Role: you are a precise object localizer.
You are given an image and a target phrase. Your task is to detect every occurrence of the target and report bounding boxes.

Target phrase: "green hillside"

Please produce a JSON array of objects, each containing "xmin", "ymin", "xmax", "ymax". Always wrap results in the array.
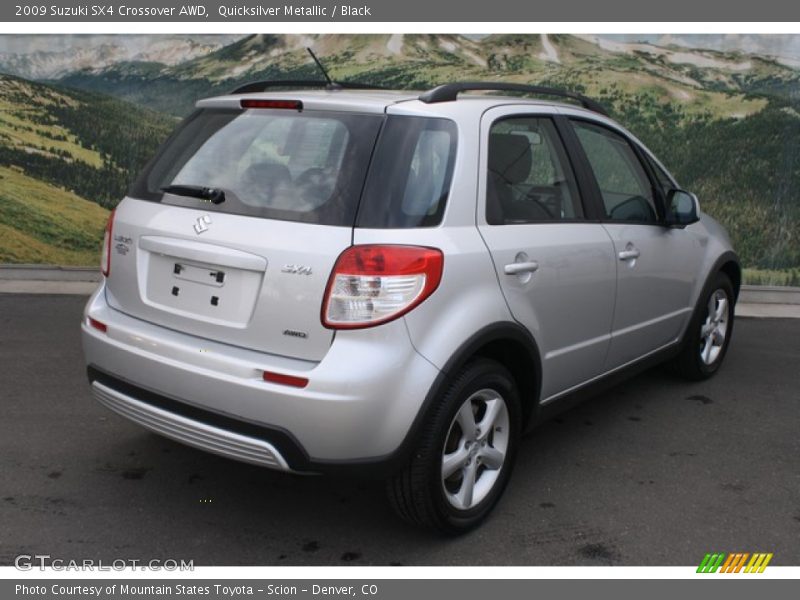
[
  {"xmin": 0, "ymin": 73, "xmax": 175, "ymax": 208},
  {"xmin": 0, "ymin": 73, "xmax": 176, "ymax": 264},
  {"xmin": 0, "ymin": 165, "xmax": 108, "ymax": 265}
]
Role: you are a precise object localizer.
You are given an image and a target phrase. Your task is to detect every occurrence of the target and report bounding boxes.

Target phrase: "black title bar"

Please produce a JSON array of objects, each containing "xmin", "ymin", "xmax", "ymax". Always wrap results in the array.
[{"xmin": 3, "ymin": 0, "xmax": 800, "ymax": 22}]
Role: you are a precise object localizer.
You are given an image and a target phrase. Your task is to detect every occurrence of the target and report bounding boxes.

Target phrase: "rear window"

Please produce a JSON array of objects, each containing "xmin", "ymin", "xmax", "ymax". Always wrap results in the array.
[
  {"xmin": 357, "ymin": 116, "xmax": 457, "ymax": 228},
  {"xmin": 130, "ymin": 107, "xmax": 384, "ymax": 226}
]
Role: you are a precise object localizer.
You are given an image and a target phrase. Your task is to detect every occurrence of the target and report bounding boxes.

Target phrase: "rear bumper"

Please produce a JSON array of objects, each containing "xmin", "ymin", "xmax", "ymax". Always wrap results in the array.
[{"xmin": 81, "ymin": 283, "xmax": 441, "ymax": 473}]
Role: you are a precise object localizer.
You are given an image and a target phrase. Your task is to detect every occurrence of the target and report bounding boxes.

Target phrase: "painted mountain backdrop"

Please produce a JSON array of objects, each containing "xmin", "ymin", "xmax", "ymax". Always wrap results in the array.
[{"xmin": 1, "ymin": 34, "xmax": 799, "ymax": 284}]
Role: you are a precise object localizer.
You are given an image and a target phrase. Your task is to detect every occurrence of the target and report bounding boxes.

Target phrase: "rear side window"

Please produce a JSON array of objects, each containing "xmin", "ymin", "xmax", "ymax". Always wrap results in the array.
[
  {"xmin": 357, "ymin": 116, "xmax": 457, "ymax": 228},
  {"xmin": 130, "ymin": 108, "xmax": 384, "ymax": 226}
]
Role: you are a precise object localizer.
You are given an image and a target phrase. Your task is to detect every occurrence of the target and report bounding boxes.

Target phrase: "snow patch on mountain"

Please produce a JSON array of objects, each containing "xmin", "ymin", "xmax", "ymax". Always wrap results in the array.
[
  {"xmin": 538, "ymin": 34, "xmax": 560, "ymax": 64},
  {"xmin": 387, "ymin": 34, "xmax": 404, "ymax": 55}
]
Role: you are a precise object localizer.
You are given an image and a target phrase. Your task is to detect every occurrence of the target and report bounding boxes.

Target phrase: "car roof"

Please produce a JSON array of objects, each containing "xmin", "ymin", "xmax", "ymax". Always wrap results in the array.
[
  {"xmin": 197, "ymin": 90, "xmax": 417, "ymax": 113},
  {"xmin": 196, "ymin": 89, "xmax": 600, "ymax": 118}
]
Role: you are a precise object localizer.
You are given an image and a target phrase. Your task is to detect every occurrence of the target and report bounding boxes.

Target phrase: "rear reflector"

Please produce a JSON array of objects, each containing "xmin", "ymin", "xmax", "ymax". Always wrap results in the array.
[
  {"xmin": 262, "ymin": 371, "xmax": 309, "ymax": 388},
  {"xmin": 241, "ymin": 99, "xmax": 303, "ymax": 111},
  {"xmin": 88, "ymin": 317, "xmax": 107, "ymax": 333}
]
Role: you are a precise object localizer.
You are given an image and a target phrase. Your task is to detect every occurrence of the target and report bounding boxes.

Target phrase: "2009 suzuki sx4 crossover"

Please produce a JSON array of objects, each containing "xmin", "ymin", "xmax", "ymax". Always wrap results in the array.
[{"xmin": 82, "ymin": 82, "xmax": 739, "ymax": 533}]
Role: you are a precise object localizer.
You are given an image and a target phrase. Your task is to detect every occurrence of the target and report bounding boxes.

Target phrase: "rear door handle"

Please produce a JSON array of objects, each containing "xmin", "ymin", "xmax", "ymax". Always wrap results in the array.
[
  {"xmin": 618, "ymin": 246, "xmax": 640, "ymax": 261},
  {"xmin": 504, "ymin": 261, "xmax": 539, "ymax": 275}
]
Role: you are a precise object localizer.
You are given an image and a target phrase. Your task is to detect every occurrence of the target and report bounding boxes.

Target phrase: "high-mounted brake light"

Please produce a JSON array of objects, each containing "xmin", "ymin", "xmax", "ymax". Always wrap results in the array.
[
  {"xmin": 322, "ymin": 245, "xmax": 444, "ymax": 329},
  {"xmin": 101, "ymin": 209, "xmax": 115, "ymax": 278},
  {"xmin": 240, "ymin": 99, "xmax": 303, "ymax": 111}
]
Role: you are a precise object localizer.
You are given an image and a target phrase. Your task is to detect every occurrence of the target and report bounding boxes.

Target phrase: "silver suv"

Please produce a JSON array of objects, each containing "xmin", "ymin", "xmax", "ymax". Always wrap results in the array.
[{"xmin": 81, "ymin": 81, "xmax": 739, "ymax": 533}]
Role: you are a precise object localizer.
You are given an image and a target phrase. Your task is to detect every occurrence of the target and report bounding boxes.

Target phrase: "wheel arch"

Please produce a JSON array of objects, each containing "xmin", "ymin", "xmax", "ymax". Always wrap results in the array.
[
  {"xmin": 700, "ymin": 250, "xmax": 741, "ymax": 304},
  {"xmin": 718, "ymin": 255, "xmax": 742, "ymax": 301},
  {"xmin": 681, "ymin": 250, "xmax": 741, "ymax": 347},
  {"xmin": 434, "ymin": 322, "xmax": 543, "ymax": 430}
]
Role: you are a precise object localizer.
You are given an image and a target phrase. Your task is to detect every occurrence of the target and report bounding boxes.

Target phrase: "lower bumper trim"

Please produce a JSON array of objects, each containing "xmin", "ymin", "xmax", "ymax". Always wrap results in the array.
[{"xmin": 91, "ymin": 380, "xmax": 292, "ymax": 472}]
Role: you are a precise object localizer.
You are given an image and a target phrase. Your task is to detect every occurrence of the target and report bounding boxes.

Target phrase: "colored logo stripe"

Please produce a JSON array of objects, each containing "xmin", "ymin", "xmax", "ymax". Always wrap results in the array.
[
  {"xmin": 697, "ymin": 553, "xmax": 726, "ymax": 573},
  {"xmin": 719, "ymin": 553, "xmax": 749, "ymax": 573},
  {"xmin": 745, "ymin": 553, "xmax": 773, "ymax": 573},
  {"xmin": 697, "ymin": 553, "xmax": 773, "ymax": 573}
]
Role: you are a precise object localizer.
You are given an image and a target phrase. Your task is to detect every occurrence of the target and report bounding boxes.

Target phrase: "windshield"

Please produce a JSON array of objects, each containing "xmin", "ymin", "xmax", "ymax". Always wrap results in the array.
[{"xmin": 131, "ymin": 107, "xmax": 384, "ymax": 226}]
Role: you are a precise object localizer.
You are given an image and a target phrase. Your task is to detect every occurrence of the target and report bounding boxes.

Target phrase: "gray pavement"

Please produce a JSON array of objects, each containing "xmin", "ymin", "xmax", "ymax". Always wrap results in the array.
[{"xmin": 0, "ymin": 294, "xmax": 798, "ymax": 566}]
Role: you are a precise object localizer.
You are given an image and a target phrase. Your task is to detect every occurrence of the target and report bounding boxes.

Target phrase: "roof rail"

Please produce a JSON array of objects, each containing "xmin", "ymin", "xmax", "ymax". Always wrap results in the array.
[
  {"xmin": 230, "ymin": 79, "xmax": 387, "ymax": 95},
  {"xmin": 418, "ymin": 82, "xmax": 608, "ymax": 116}
]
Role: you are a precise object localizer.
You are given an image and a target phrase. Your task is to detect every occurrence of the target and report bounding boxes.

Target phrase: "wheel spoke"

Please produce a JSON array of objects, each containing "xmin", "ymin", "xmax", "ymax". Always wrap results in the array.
[
  {"xmin": 455, "ymin": 460, "xmax": 478, "ymax": 509},
  {"xmin": 479, "ymin": 445, "xmax": 505, "ymax": 470},
  {"xmin": 714, "ymin": 297, "xmax": 728, "ymax": 322},
  {"xmin": 477, "ymin": 397, "xmax": 502, "ymax": 434},
  {"xmin": 701, "ymin": 335, "xmax": 714, "ymax": 364},
  {"xmin": 707, "ymin": 294, "xmax": 717, "ymax": 319},
  {"xmin": 456, "ymin": 402, "xmax": 477, "ymax": 438},
  {"xmin": 442, "ymin": 446, "xmax": 470, "ymax": 479},
  {"xmin": 701, "ymin": 321, "xmax": 715, "ymax": 337},
  {"xmin": 712, "ymin": 328, "xmax": 725, "ymax": 346}
]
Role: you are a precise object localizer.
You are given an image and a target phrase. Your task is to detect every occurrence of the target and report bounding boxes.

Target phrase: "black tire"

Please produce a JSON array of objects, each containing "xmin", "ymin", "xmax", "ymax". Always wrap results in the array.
[
  {"xmin": 674, "ymin": 271, "xmax": 735, "ymax": 380},
  {"xmin": 386, "ymin": 358, "xmax": 521, "ymax": 535}
]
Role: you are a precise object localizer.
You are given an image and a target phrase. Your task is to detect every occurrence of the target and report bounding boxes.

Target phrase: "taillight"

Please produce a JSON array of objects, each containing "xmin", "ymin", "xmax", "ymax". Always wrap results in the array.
[
  {"xmin": 101, "ymin": 209, "xmax": 115, "ymax": 277},
  {"xmin": 322, "ymin": 245, "xmax": 444, "ymax": 329}
]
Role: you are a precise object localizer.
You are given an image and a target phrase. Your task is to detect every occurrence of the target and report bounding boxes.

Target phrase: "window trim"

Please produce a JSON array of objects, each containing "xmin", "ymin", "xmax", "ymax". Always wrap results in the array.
[
  {"xmin": 483, "ymin": 114, "xmax": 591, "ymax": 226},
  {"xmin": 566, "ymin": 116, "xmax": 669, "ymax": 227},
  {"xmin": 641, "ymin": 149, "xmax": 679, "ymax": 197}
]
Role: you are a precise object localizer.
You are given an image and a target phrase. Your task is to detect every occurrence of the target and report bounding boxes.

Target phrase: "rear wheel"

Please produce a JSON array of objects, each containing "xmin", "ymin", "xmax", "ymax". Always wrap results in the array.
[
  {"xmin": 674, "ymin": 272, "xmax": 735, "ymax": 380},
  {"xmin": 387, "ymin": 359, "xmax": 521, "ymax": 534}
]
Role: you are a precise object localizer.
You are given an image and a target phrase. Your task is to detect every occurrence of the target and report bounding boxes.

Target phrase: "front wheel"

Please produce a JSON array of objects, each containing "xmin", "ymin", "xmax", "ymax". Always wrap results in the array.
[
  {"xmin": 674, "ymin": 272, "xmax": 735, "ymax": 380},
  {"xmin": 387, "ymin": 359, "xmax": 521, "ymax": 534}
]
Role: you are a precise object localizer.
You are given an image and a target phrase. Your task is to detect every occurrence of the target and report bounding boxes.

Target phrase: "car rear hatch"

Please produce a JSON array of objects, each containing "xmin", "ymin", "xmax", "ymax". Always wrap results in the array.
[{"xmin": 104, "ymin": 97, "xmax": 386, "ymax": 362}]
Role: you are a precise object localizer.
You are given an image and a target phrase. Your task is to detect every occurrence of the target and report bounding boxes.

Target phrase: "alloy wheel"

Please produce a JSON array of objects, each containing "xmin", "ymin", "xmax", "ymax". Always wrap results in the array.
[
  {"xmin": 699, "ymin": 288, "xmax": 730, "ymax": 365},
  {"xmin": 441, "ymin": 389, "xmax": 510, "ymax": 510}
]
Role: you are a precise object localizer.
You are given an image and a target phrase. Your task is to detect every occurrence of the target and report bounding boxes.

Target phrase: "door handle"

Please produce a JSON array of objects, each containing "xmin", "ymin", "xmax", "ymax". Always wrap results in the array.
[
  {"xmin": 618, "ymin": 247, "xmax": 640, "ymax": 261},
  {"xmin": 504, "ymin": 261, "xmax": 539, "ymax": 275}
]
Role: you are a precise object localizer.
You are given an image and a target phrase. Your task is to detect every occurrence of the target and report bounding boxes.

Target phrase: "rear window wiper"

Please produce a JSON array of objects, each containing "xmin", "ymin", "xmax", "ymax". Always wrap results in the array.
[{"xmin": 161, "ymin": 184, "xmax": 226, "ymax": 205}]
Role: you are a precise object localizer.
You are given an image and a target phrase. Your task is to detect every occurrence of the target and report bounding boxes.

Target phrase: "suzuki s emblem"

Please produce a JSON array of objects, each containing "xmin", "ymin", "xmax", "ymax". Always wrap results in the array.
[{"xmin": 193, "ymin": 215, "xmax": 212, "ymax": 234}]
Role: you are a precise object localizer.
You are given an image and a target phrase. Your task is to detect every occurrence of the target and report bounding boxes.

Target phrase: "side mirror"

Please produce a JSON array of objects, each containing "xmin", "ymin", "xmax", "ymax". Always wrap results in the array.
[{"xmin": 665, "ymin": 189, "xmax": 700, "ymax": 227}]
